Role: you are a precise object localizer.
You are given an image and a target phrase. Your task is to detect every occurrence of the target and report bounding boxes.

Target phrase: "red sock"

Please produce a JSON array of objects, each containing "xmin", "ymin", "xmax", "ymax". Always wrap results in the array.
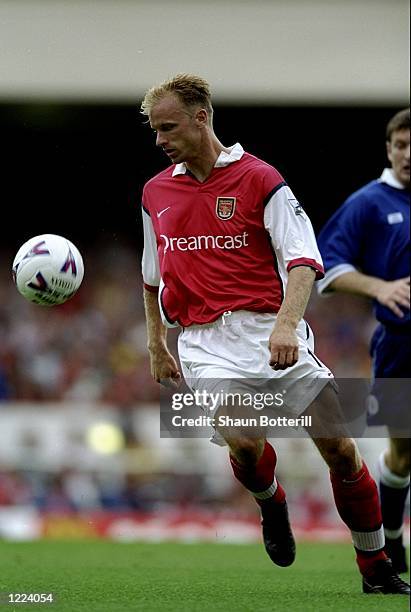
[
  {"xmin": 331, "ymin": 462, "xmax": 387, "ymax": 576},
  {"xmin": 230, "ymin": 441, "xmax": 286, "ymax": 505}
]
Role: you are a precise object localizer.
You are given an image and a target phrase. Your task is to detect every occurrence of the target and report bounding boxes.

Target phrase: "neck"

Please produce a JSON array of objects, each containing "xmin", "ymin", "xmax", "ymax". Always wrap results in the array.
[{"xmin": 186, "ymin": 133, "xmax": 230, "ymax": 182}]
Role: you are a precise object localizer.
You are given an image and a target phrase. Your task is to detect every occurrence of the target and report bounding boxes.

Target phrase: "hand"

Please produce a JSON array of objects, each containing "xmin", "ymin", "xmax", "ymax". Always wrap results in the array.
[
  {"xmin": 268, "ymin": 322, "xmax": 299, "ymax": 370},
  {"xmin": 149, "ymin": 346, "xmax": 182, "ymax": 388},
  {"xmin": 374, "ymin": 276, "xmax": 410, "ymax": 318}
]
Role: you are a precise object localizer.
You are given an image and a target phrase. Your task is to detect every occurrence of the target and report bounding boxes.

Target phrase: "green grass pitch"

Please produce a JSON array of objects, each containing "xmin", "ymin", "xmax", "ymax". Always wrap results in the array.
[{"xmin": 0, "ymin": 540, "xmax": 409, "ymax": 611}]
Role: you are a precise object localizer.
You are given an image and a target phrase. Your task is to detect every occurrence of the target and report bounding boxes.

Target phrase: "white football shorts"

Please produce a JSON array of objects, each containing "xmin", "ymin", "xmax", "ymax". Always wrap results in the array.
[{"xmin": 177, "ymin": 310, "xmax": 334, "ymax": 444}]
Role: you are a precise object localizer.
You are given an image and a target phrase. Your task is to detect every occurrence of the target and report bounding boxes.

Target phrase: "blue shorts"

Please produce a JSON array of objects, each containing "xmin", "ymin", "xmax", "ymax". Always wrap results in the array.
[{"xmin": 367, "ymin": 324, "xmax": 410, "ymax": 430}]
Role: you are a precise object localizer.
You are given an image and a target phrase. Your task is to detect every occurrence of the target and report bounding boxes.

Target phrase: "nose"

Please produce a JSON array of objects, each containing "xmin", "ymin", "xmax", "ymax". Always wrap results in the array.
[
  {"xmin": 405, "ymin": 144, "xmax": 410, "ymax": 161},
  {"xmin": 156, "ymin": 131, "xmax": 167, "ymax": 148}
]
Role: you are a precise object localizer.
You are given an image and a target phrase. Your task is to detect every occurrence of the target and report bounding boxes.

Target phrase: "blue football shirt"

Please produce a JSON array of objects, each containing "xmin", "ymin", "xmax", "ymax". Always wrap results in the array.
[{"xmin": 317, "ymin": 169, "xmax": 410, "ymax": 327}]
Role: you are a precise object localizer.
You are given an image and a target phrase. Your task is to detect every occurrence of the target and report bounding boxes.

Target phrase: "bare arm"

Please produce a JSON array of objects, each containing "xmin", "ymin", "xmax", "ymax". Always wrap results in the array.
[
  {"xmin": 269, "ymin": 266, "xmax": 316, "ymax": 370},
  {"xmin": 143, "ymin": 289, "xmax": 181, "ymax": 387},
  {"xmin": 330, "ymin": 271, "xmax": 410, "ymax": 319}
]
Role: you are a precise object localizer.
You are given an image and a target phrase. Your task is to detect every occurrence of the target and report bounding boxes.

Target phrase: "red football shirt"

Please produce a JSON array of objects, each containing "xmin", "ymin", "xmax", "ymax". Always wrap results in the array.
[{"xmin": 142, "ymin": 144, "xmax": 323, "ymax": 327}]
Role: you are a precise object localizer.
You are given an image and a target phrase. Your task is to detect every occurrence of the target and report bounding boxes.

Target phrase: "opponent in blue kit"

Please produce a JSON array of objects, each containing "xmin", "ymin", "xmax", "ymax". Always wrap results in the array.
[{"xmin": 317, "ymin": 108, "xmax": 410, "ymax": 573}]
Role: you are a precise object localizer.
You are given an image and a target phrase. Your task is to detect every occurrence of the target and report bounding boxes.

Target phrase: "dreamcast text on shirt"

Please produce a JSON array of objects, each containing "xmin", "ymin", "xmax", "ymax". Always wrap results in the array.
[{"xmin": 161, "ymin": 232, "xmax": 249, "ymax": 253}]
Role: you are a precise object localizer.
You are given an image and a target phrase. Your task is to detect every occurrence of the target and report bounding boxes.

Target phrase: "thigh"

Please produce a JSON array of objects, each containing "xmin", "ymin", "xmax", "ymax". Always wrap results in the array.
[
  {"xmin": 368, "ymin": 378, "xmax": 411, "ymax": 432},
  {"xmin": 303, "ymin": 381, "xmax": 355, "ymax": 439},
  {"xmin": 372, "ymin": 327, "xmax": 410, "ymax": 378}
]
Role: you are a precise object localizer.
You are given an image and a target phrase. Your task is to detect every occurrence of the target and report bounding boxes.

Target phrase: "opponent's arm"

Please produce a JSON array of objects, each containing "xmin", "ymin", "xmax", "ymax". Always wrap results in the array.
[
  {"xmin": 269, "ymin": 266, "xmax": 316, "ymax": 370},
  {"xmin": 143, "ymin": 288, "xmax": 181, "ymax": 387},
  {"xmin": 330, "ymin": 272, "xmax": 410, "ymax": 319}
]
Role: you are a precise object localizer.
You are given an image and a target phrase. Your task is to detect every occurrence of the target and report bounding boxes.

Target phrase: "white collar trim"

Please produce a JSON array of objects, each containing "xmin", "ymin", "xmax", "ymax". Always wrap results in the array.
[
  {"xmin": 379, "ymin": 168, "xmax": 406, "ymax": 190},
  {"xmin": 172, "ymin": 142, "xmax": 244, "ymax": 177}
]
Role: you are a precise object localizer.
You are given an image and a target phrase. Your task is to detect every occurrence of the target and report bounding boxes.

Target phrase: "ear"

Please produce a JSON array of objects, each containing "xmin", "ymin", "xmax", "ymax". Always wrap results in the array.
[{"xmin": 195, "ymin": 108, "xmax": 208, "ymax": 128}]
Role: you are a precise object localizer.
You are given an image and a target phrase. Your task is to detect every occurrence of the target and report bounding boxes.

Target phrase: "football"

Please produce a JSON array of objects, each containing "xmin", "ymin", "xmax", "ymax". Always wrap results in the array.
[{"xmin": 12, "ymin": 234, "xmax": 84, "ymax": 306}]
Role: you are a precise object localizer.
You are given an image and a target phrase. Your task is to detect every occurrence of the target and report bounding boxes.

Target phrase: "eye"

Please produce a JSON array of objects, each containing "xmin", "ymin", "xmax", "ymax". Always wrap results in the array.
[{"xmin": 393, "ymin": 140, "xmax": 406, "ymax": 150}]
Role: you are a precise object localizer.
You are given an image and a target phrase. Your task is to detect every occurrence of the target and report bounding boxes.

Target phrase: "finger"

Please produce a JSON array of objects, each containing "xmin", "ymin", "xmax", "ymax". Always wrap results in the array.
[
  {"xmin": 169, "ymin": 378, "xmax": 181, "ymax": 389},
  {"xmin": 273, "ymin": 352, "xmax": 288, "ymax": 370},
  {"xmin": 395, "ymin": 295, "xmax": 410, "ymax": 308},
  {"xmin": 269, "ymin": 350, "xmax": 280, "ymax": 368},
  {"xmin": 171, "ymin": 371, "xmax": 182, "ymax": 388},
  {"xmin": 388, "ymin": 301, "xmax": 405, "ymax": 318},
  {"xmin": 280, "ymin": 349, "xmax": 298, "ymax": 370},
  {"xmin": 270, "ymin": 358, "xmax": 283, "ymax": 370},
  {"xmin": 289, "ymin": 347, "xmax": 299, "ymax": 366},
  {"xmin": 400, "ymin": 285, "xmax": 410, "ymax": 300},
  {"xmin": 279, "ymin": 351, "xmax": 295, "ymax": 369},
  {"xmin": 160, "ymin": 377, "xmax": 179, "ymax": 389},
  {"xmin": 277, "ymin": 350, "xmax": 287, "ymax": 367},
  {"xmin": 163, "ymin": 369, "xmax": 182, "ymax": 388}
]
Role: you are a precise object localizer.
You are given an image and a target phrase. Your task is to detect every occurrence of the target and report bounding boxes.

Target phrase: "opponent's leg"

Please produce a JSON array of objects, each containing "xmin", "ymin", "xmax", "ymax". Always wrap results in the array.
[{"xmin": 379, "ymin": 436, "xmax": 410, "ymax": 573}]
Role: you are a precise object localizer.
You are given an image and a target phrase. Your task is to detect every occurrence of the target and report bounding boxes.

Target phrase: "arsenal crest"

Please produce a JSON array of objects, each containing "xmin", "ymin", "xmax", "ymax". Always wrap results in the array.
[{"xmin": 216, "ymin": 196, "xmax": 236, "ymax": 220}]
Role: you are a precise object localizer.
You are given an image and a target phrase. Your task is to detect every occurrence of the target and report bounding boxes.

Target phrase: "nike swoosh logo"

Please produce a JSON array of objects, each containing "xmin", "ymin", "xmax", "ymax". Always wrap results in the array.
[{"xmin": 157, "ymin": 206, "xmax": 171, "ymax": 218}]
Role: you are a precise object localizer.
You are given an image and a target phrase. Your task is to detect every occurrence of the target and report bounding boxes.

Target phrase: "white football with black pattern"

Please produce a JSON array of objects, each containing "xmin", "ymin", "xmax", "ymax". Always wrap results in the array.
[{"xmin": 12, "ymin": 234, "xmax": 84, "ymax": 306}]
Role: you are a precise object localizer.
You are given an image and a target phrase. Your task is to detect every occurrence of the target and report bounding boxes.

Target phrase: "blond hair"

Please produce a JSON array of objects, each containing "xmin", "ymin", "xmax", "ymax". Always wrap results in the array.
[{"xmin": 141, "ymin": 73, "xmax": 213, "ymax": 122}]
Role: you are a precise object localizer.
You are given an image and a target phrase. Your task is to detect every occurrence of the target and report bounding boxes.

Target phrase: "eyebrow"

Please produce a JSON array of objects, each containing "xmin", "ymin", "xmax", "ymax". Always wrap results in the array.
[{"xmin": 151, "ymin": 120, "xmax": 177, "ymax": 129}]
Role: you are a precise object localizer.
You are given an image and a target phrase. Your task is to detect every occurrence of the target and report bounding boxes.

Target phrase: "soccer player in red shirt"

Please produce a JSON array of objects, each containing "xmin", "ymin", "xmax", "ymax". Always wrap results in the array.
[{"xmin": 140, "ymin": 74, "xmax": 409, "ymax": 595}]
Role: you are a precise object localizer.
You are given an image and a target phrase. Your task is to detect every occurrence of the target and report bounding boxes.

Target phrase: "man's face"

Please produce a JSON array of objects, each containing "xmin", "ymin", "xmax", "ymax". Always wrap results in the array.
[
  {"xmin": 386, "ymin": 128, "xmax": 410, "ymax": 188},
  {"xmin": 149, "ymin": 94, "xmax": 203, "ymax": 164}
]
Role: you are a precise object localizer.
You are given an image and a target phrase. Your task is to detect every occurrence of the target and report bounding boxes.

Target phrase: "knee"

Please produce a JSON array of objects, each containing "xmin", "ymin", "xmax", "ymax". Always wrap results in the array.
[
  {"xmin": 228, "ymin": 437, "xmax": 265, "ymax": 467},
  {"xmin": 320, "ymin": 438, "xmax": 360, "ymax": 474},
  {"xmin": 395, "ymin": 456, "xmax": 410, "ymax": 475},
  {"xmin": 387, "ymin": 449, "xmax": 411, "ymax": 476}
]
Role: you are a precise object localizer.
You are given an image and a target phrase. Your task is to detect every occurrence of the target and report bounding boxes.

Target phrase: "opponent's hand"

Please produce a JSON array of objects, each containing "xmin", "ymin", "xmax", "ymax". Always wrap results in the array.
[
  {"xmin": 268, "ymin": 323, "xmax": 299, "ymax": 370},
  {"xmin": 149, "ymin": 346, "xmax": 182, "ymax": 388},
  {"xmin": 375, "ymin": 276, "xmax": 410, "ymax": 318}
]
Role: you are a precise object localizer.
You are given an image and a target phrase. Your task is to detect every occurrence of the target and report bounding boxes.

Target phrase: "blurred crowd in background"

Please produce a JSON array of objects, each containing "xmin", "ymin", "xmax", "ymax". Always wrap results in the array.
[{"xmin": 0, "ymin": 241, "xmax": 382, "ymax": 520}]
